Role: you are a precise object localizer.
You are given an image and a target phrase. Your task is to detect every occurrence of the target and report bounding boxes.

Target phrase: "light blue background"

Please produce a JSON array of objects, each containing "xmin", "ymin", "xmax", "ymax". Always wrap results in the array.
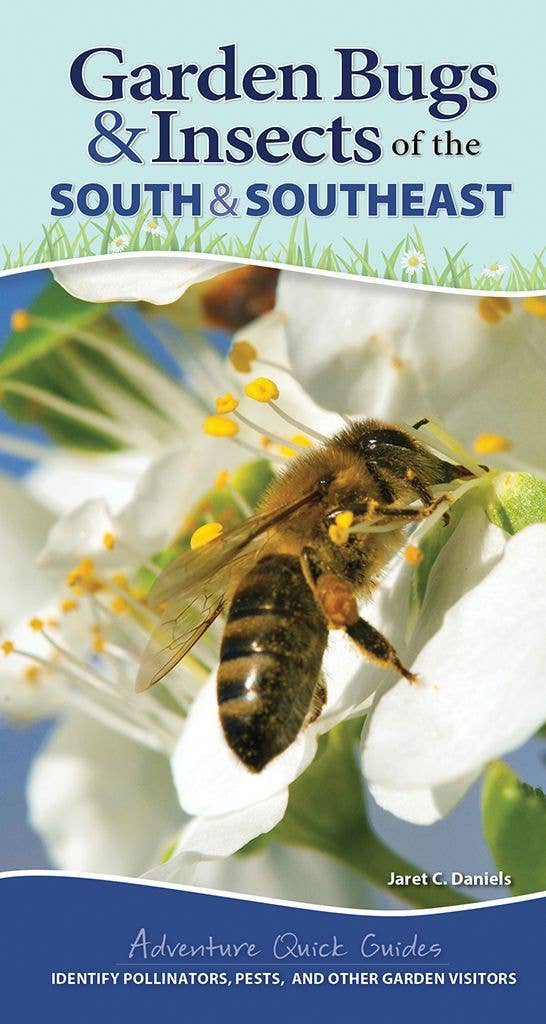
[{"xmin": 3, "ymin": 0, "xmax": 545, "ymax": 271}]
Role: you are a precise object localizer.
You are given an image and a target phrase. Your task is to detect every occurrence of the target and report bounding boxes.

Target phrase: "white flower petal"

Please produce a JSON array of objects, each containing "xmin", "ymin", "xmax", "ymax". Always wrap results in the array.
[
  {"xmin": 278, "ymin": 273, "xmax": 546, "ymax": 475},
  {"xmin": 26, "ymin": 451, "xmax": 151, "ymax": 517},
  {"xmin": 28, "ymin": 714, "xmax": 184, "ymax": 874},
  {"xmin": 175, "ymin": 843, "xmax": 377, "ymax": 907},
  {"xmin": 0, "ymin": 476, "xmax": 56, "ymax": 629},
  {"xmin": 363, "ymin": 524, "xmax": 546, "ymax": 793},
  {"xmin": 38, "ymin": 498, "xmax": 118, "ymax": 569},
  {"xmin": 53, "ymin": 255, "xmax": 235, "ymax": 305},
  {"xmin": 368, "ymin": 770, "xmax": 480, "ymax": 825}
]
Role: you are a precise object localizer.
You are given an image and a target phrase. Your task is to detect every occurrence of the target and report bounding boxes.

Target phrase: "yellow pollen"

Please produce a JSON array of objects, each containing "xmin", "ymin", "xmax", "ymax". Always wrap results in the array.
[
  {"xmin": 473, "ymin": 432, "xmax": 512, "ymax": 455},
  {"xmin": 279, "ymin": 433, "xmax": 313, "ymax": 457},
  {"xmin": 244, "ymin": 377, "xmax": 279, "ymax": 403},
  {"xmin": 190, "ymin": 522, "xmax": 224, "ymax": 550},
  {"xmin": 111, "ymin": 596, "xmax": 128, "ymax": 614},
  {"xmin": 60, "ymin": 598, "xmax": 78, "ymax": 613},
  {"xmin": 92, "ymin": 635, "xmax": 106, "ymax": 654},
  {"xmin": 203, "ymin": 415, "xmax": 239, "ymax": 437},
  {"xmin": 129, "ymin": 585, "xmax": 146, "ymax": 602},
  {"xmin": 111, "ymin": 572, "xmax": 128, "ymax": 588},
  {"xmin": 229, "ymin": 340, "xmax": 257, "ymax": 373},
  {"xmin": 405, "ymin": 545, "xmax": 424, "ymax": 566},
  {"xmin": 24, "ymin": 665, "xmax": 40, "ymax": 683},
  {"xmin": 336, "ymin": 510, "xmax": 354, "ymax": 529},
  {"xmin": 102, "ymin": 532, "xmax": 116, "ymax": 551},
  {"xmin": 328, "ymin": 523, "xmax": 350, "ymax": 546},
  {"xmin": 260, "ymin": 435, "xmax": 272, "ymax": 448},
  {"xmin": 11, "ymin": 309, "xmax": 31, "ymax": 332},
  {"xmin": 29, "ymin": 617, "xmax": 44, "ymax": 632},
  {"xmin": 523, "ymin": 296, "xmax": 546, "ymax": 318},
  {"xmin": 216, "ymin": 393, "xmax": 239, "ymax": 415},
  {"xmin": 477, "ymin": 296, "xmax": 512, "ymax": 324},
  {"xmin": 79, "ymin": 557, "xmax": 95, "ymax": 576},
  {"xmin": 215, "ymin": 469, "xmax": 230, "ymax": 489},
  {"xmin": 1, "ymin": 640, "xmax": 14, "ymax": 656}
]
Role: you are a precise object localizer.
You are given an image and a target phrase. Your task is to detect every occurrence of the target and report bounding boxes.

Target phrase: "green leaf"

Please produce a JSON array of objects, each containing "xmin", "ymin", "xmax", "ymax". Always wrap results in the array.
[
  {"xmin": 0, "ymin": 280, "xmax": 171, "ymax": 451},
  {"xmin": 231, "ymin": 459, "xmax": 274, "ymax": 510},
  {"xmin": 482, "ymin": 761, "xmax": 546, "ymax": 896},
  {"xmin": 485, "ymin": 472, "xmax": 546, "ymax": 534}
]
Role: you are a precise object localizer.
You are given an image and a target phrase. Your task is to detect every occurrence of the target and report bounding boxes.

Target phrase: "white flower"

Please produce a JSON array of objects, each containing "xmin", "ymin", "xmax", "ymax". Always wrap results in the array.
[
  {"xmin": 5, "ymin": 269, "xmax": 544, "ymax": 892},
  {"xmin": 108, "ymin": 235, "xmax": 129, "ymax": 253},
  {"xmin": 483, "ymin": 262, "xmax": 507, "ymax": 279},
  {"xmin": 144, "ymin": 218, "xmax": 165, "ymax": 238},
  {"xmin": 276, "ymin": 272, "xmax": 546, "ymax": 476},
  {"xmin": 361, "ymin": 509, "xmax": 546, "ymax": 823},
  {"xmin": 53, "ymin": 254, "xmax": 236, "ymax": 305},
  {"xmin": 400, "ymin": 249, "xmax": 426, "ymax": 278}
]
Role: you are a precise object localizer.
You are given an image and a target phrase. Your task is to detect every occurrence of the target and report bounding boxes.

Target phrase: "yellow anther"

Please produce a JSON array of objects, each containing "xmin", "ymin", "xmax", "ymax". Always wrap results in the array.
[
  {"xmin": 60, "ymin": 598, "xmax": 78, "ymax": 613},
  {"xmin": 190, "ymin": 522, "xmax": 224, "ymax": 550},
  {"xmin": 102, "ymin": 531, "xmax": 116, "ymax": 551},
  {"xmin": 92, "ymin": 635, "xmax": 106, "ymax": 654},
  {"xmin": 1, "ymin": 640, "xmax": 14, "ymax": 656},
  {"xmin": 24, "ymin": 665, "xmax": 40, "ymax": 683},
  {"xmin": 244, "ymin": 377, "xmax": 279, "ymax": 403},
  {"xmin": 215, "ymin": 469, "xmax": 230, "ymax": 489},
  {"xmin": 523, "ymin": 296, "xmax": 546, "ymax": 318},
  {"xmin": 405, "ymin": 545, "xmax": 424, "ymax": 566},
  {"xmin": 11, "ymin": 309, "xmax": 31, "ymax": 332},
  {"xmin": 29, "ymin": 617, "xmax": 44, "ymax": 632},
  {"xmin": 203, "ymin": 415, "xmax": 239, "ymax": 437},
  {"xmin": 473, "ymin": 432, "xmax": 512, "ymax": 455},
  {"xmin": 215, "ymin": 393, "xmax": 239, "ymax": 415},
  {"xmin": 79, "ymin": 557, "xmax": 95, "ymax": 577},
  {"xmin": 229, "ymin": 340, "xmax": 257, "ymax": 373},
  {"xmin": 260, "ymin": 435, "xmax": 272, "ymax": 448},
  {"xmin": 279, "ymin": 434, "xmax": 313, "ymax": 457},
  {"xmin": 129, "ymin": 586, "xmax": 146, "ymax": 602},
  {"xmin": 111, "ymin": 596, "xmax": 128, "ymax": 614},
  {"xmin": 477, "ymin": 296, "xmax": 512, "ymax": 324},
  {"xmin": 111, "ymin": 572, "xmax": 128, "ymax": 588}
]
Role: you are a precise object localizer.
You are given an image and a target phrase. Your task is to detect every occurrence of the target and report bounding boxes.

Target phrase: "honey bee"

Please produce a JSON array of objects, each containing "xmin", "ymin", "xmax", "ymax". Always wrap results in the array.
[{"xmin": 137, "ymin": 419, "xmax": 476, "ymax": 772}]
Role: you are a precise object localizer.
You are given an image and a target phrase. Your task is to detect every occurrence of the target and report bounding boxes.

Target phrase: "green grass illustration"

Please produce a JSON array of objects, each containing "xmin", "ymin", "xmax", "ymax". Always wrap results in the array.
[{"xmin": 2, "ymin": 212, "xmax": 546, "ymax": 290}]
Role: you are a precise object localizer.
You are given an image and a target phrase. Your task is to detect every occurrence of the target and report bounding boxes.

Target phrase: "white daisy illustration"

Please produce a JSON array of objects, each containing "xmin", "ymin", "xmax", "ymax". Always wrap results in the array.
[
  {"xmin": 144, "ymin": 218, "xmax": 165, "ymax": 237},
  {"xmin": 109, "ymin": 234, "xmax": 129, "ymax": 253},
  {"xmin": 483, "ymin": 262, "xmax": 508, "ymax": 279},
  {"xmin": 400, "ymin": 248, "xmax": 427, "ymax": 278}
]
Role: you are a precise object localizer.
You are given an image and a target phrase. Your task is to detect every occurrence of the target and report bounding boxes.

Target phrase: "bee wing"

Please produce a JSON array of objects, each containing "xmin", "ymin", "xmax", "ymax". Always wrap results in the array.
[
  {"xmin": 136, "ymin": 587, "xmax": 226, "ymax": 692},
  {"xmin": 136, "ymin": 485, "xmax": 323, "ymax": 693},
  {"xmin": 147, "ymin": 485, "xmax": 323, "ymax": 610}
]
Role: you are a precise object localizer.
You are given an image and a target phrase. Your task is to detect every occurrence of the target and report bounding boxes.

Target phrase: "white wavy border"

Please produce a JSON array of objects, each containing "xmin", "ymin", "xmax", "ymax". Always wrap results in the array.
[
  {"xmin": 1, "ymin": 250, "xmax": 545, "ymax": 299},
  {"xmin": 0, "ymin": 869, "xmax": 543, "ymax": 917}
]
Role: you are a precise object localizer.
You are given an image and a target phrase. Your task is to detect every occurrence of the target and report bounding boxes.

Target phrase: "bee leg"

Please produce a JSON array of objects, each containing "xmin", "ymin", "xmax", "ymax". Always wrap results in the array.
[
  {"xmin": 305, "ymin": 678, "xmax": 328, "ymax": 726},
  {"xmin": 306, "ymin": 561, "xmax": 418, "ymax": 686},
  {"xmin": 346, "ymin": 617, "xmax": 418, "ymax": 684},
  {"xmin": 326, "ymin": 494, "xmax": 450, "ymax": 528}
]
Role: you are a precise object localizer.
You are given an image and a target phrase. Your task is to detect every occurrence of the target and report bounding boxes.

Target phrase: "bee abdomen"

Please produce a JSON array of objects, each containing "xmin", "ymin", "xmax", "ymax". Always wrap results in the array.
[{"xmin": 218, "ymin": 554, "xmax": 328, "ymax": 772}]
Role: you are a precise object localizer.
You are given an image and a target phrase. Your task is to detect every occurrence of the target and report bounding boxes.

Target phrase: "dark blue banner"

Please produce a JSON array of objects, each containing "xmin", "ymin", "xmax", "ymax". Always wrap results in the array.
[{"xmin": 0, "ymin": 874, "xmax": 543, "ymax": 1021}]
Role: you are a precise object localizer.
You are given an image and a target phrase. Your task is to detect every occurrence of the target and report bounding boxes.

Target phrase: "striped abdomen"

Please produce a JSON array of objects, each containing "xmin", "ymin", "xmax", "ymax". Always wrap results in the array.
[{"xmin": 217, "ymin": 554, "xmax": 328, "ymax": 772}]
